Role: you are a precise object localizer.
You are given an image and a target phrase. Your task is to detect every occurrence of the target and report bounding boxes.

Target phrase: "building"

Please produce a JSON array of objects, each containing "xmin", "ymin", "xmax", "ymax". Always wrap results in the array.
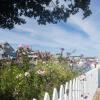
[{"xmin": 0, "ymin": 42, "xmax": 16, "ymax": 60}]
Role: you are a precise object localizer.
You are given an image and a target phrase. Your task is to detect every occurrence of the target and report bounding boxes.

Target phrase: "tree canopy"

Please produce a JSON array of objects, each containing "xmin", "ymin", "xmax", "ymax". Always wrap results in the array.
[{"xmin": 0, "ymin": 0, "xmax": 91, "ymax": 29}]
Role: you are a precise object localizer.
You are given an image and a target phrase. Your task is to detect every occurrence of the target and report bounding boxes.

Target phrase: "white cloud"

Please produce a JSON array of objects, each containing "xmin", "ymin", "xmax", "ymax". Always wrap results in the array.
[{"xmin": 0, "ymin": 1, "xmax": 100, "ymax": 57}]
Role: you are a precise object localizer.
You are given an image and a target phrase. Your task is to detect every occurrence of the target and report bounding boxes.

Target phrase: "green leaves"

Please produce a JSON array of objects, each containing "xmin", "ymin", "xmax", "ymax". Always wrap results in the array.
[
  {"xmin": 0, "ymin": 60, "xmax": 77, "ymax": 100},
  {"xmin": 0, "ymin": 0, "xmax": 91, "ymax": 29}
]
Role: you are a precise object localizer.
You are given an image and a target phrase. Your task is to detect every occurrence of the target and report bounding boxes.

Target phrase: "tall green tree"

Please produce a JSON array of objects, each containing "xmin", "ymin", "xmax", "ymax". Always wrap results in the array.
[{"xmin": 0, "ymin": 0, "xmax": 91, "ymax": 29}]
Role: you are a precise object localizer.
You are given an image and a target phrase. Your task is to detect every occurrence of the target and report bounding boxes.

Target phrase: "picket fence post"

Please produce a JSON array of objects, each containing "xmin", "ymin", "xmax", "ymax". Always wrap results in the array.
[
  {"xmin": 72, "ymin": 79, "xmax": 75, "ymax": 100},
  {"xmin": 33, "ymin": 99, "xmax": 36, "ymax": 100},
  {"xmin": 65, "ymin": 82, "xmax": 68, "ymax": 100},
  {"xmin": 44, "ymin": 92, "xmax": 50, "ymax": 100},
  {"xmin": 52, "ymin": 88, "xmax": 58, "ymax": 100},
  {"xmin": 69, "ymin": 80, "xmax": 72, "ymax": 100},
  {"xmin": 59, "ymin": 85, "xmax": 64, "ymax": 100}
]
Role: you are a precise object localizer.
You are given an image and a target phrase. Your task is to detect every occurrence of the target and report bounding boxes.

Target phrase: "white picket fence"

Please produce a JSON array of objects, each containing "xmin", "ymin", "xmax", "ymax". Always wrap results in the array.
[{"xmin": 33, "ymin": 67, "xmax": 100, "ymax": 100}]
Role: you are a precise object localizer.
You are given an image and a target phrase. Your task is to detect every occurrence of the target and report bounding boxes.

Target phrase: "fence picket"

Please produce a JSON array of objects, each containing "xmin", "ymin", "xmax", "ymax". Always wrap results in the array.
[
  {"xmin": 72, "ymin": 79, "xmax": 75, "ymax": 100},
  {"xmin": 33, "ymin": 99, "xmax": 36, "ymax": 100},
  {"xmin": 77, "ymin": 78, "xmax": 80, "ymax": 100},
  {"xmin": 65, "ymin": 82, "xmax": 68, "ymax": 100},
  {"xmin": 75, "ymin": 78, "xmax": 78, "ymax": 100},
  {"xmin": 69, "ymin": 80, "xmax": 72, "ymax": 100},
  {"xmin": 44, "ymin": 92, "xmax": 50, "ymax": 100},
  {"xmin": 59, "ymin": 85, "xmax": 64, "ymax": 100},
  {"xmin": 52, "ymin": 88, "xmax": 58, "ymax": 100}
]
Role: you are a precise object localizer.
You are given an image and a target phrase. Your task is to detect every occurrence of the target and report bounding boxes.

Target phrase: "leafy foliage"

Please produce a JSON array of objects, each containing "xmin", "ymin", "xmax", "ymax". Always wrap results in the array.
[
  {"xmin": 16, "ymin": 47, "xmax": 30, "ymax": 70},
  {"xmin": 0, "ymin": 61, "xmax": 77, "ymax": 100},
  {"xmin": 0, "ymin": 0, "xmax": 91, "ymax": 29}
]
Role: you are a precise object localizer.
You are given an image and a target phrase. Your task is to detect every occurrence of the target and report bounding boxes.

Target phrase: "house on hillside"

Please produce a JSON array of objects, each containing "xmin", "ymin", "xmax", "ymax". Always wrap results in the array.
[{"xmin": 0, "ymin": 42, "xmax": 16, "ymax": 60}]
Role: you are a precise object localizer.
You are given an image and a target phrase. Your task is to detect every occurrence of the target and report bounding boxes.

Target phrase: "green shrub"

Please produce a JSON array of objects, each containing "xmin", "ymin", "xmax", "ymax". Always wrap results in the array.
[{"xmin": 0, "ymin": 61, "xmax": 77, "ymax": 100}]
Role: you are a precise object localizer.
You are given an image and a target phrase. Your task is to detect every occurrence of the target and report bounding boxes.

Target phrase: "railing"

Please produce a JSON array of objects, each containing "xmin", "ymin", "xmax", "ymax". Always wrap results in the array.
[{"xmin": 33, "ymin": 66, "xmax": 100, "ymax": 100}]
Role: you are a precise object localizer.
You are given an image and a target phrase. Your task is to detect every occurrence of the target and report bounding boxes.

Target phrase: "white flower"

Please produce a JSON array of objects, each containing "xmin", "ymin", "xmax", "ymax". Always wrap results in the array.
[
  {"xmin": 24, "ymin": 72, "xmax": 30, "ymax": 77},
  {"xmin": 19, "ymin": 74, "xmax": 22, "ymax": 77},
  {"xmin": 43, "ymin": 61, "xmax": 46, "ymax": 64},
  {"xmin": 16, "ymin": 75, "xmax": 19, "ymax": 79},
  {"xmin": 16, "ymin": 73, "xmax": 23, "ymax": 79},
  {"xmin": 37, "ymin": 69, "xmax": 46, "ymax": 76}
]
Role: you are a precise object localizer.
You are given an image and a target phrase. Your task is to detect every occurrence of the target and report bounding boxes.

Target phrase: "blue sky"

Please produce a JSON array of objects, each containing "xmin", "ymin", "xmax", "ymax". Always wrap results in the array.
[{"xmin": 0, "ymin": 0, "xmax": 100, "ymax": 57}]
